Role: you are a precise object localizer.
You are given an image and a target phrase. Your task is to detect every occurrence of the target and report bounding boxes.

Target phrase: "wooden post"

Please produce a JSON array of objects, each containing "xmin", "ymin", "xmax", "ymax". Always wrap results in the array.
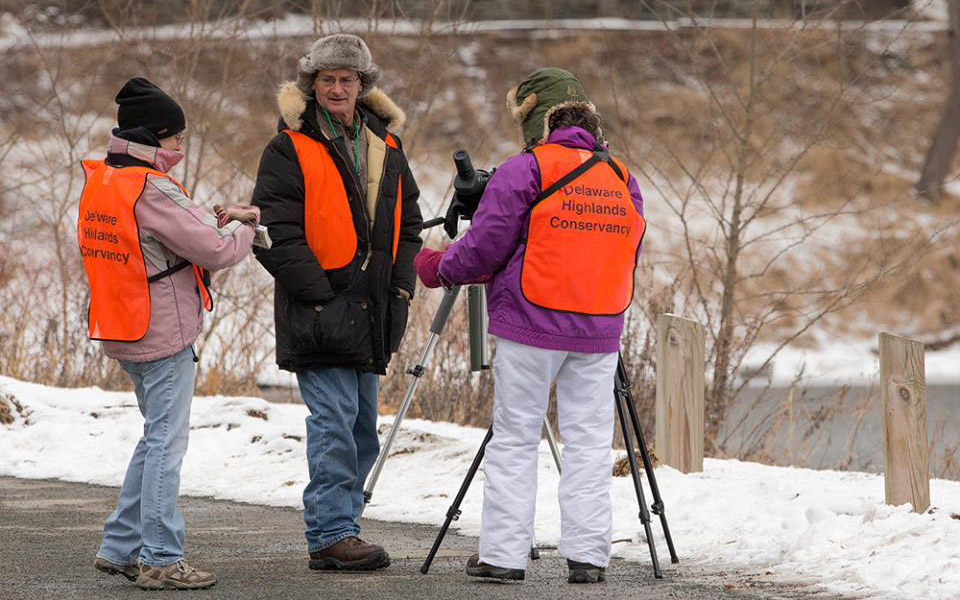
[
  {"xmin": 655, "ymin": 314, "xmax": 705, "ymax": 473},
  {"xmin": 879, "ymin": 332, "xmax": 929, "ymax": 513}
]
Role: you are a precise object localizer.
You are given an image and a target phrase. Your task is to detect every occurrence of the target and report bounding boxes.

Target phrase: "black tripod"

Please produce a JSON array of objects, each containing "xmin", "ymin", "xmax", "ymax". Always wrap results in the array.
[{"xmin": 420, "ymin": 352, "xmax": 679, "ymax": 578}]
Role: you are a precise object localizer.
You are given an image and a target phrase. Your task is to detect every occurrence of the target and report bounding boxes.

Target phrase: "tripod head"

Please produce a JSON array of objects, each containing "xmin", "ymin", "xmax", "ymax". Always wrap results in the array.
[
  {"xmin": 418, "ymin": 149, "xmax": 494, "ymax": 372},
  {"xmin": 423, "ymin": 149, "xmax": 493, "ymax": 239}
]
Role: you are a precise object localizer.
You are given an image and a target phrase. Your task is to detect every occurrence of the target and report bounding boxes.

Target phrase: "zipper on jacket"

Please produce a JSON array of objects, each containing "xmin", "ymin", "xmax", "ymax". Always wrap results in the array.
[
  {"xmin": 362, "ymin": 143, "xmax": 393, "ymax": 271},
  {"xmin": 361, "ymin": 243, "xmax": 372, "ymax": 270},
  {"xmin": 320, "ymin": 133, "xmax": 372, "ymax": 271},
  {"xmin": 337, "ymin": 137, "xmax": 374, "ymax": 269}
]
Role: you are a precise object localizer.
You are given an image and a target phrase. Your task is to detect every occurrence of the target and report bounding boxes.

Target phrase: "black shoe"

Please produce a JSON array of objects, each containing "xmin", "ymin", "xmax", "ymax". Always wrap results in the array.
[
  {"xmin": 567, "ymin": 559, "xmax": 606, "ymax": 583},
  {"xmin": 465, "ymin": 554, "xmax": 525, "ymax": 581}
]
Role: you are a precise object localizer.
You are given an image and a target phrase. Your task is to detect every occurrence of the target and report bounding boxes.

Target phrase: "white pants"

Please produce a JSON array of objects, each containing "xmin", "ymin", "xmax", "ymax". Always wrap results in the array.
[{"xmin": 479, "ymin": 337, "xmax": 618, "ymax": 570}]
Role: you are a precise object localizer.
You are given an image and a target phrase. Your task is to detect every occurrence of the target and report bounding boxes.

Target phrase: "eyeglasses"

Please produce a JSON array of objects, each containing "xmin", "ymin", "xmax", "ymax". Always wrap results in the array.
[
  {"xmin": 316, "ymin": 74, "xmax": 361, "ymax": 89},
  {"xmin": 175, "ymin": 132, "xmax": 185, "ymax": 144}
]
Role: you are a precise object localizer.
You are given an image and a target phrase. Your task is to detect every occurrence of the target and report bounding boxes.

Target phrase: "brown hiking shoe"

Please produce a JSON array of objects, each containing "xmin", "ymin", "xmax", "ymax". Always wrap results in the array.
[
  {"xmin": 309, "ymin": 536, "xmax": 390, "ymax": 571},
  {"xmin": 94, "ymin": 557, "xmax": 139, "ymax": 582},
  {"xmin": 136, "ymin": 559, "xmax": 217, "ymax": 590}
]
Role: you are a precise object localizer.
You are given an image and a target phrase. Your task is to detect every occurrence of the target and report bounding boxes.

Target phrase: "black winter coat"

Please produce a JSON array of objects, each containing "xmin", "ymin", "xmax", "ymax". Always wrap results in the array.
[{"xmin": 252, "ymin": 84, "xmax": 422, "ymax": 374}]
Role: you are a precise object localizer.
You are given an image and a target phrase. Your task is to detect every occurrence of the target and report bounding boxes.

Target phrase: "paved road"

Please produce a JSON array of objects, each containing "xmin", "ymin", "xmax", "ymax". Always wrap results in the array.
[{"xmin": 0, "ymin": 477, "xmax": 837, "ymax": 600}]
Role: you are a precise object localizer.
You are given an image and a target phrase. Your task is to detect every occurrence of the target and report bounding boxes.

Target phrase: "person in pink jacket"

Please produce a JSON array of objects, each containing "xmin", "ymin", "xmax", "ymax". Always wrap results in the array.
[{"xmin": 79, "ymin": 78, "xmax": 258, "ymax": 590}]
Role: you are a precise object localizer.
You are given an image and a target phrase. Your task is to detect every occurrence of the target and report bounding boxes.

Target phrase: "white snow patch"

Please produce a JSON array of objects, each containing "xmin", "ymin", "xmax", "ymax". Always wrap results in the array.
[
  {"xmin": 745, "ymin": 334, "xmax": 960, "ymax": 386},
  {"xmin": 914, "ymin": 0, "xmax": 949, "ymax": 22}
]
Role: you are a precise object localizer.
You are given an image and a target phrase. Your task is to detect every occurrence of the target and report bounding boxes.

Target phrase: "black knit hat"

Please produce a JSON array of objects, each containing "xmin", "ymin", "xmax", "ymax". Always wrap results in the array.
[{"xmin": 115, "ymin": 77, "xmax": 185, "ymax": 138}]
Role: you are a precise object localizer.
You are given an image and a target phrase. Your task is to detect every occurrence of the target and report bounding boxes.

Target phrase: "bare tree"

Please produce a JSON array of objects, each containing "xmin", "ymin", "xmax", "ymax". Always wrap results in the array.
[
  {"xmin": 611, "ymin": 1, "xmax": 949, "ymax": 453},
  {"xmin": 917, "ymin": 0, "xmax": 960, "ymax": 202}
]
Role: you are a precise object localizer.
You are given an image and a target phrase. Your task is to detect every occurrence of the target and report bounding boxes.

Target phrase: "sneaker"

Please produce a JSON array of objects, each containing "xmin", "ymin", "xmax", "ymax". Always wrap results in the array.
[
  {"xmin": 94, "ymin": 557, "xmax": 139, "ymax": 582},
  {"xmin": 567, "ymin": 559, "xmax": 606, "ymax": 583},
  {"xmin": 136, "ymin": 559, "xmax": 217, "ymax": 590},
  {"xmin": 308, "ymin": 537, "xmax": 390, "ymax": 571},
  {"xmin": 465, "ymin": 553, "xmax": 525, "ymax": 581}
]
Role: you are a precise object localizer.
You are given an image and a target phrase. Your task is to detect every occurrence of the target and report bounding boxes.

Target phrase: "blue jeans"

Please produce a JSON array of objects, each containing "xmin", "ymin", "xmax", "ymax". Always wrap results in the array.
[
  {"xmin": 97, "ymin": 346, "xmax": 196, "ymax": 567},
  {"xmin": 297, "ymin": 367, "xmax": 379, "ymax": 552}
]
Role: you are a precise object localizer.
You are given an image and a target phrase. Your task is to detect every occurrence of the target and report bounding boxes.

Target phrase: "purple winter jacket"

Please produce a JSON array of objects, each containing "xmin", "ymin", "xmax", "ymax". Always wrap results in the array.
[
  {"xmin": 438, "ymin": 127, "xmax": 644, "ymax": 354},
  {"xmin": 91, "ymin": 135, "xmax": 257, "ymax": 363}
]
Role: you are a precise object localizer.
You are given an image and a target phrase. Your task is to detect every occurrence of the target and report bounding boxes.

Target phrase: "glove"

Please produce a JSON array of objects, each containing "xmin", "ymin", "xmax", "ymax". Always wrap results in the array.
[
  {"xmin": 213, "ymin": 204, "xmax": 260, "ymax": 228},
  {"xmin": 414, "ymin": 248, "xmax": 446, "ymax": 288}
]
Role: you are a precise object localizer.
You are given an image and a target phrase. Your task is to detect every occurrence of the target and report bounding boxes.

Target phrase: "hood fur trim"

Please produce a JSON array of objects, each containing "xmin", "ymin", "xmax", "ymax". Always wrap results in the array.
[
  {"xmin": 277, "ymin": 81, "xmax": 405, "ymax": 132},
  {"xmin": 361, "ymin": 87, "xmax": 406, "ymax": 130},
  {"xmin": 506, "ymin": 86, "xmax": 538, "ymax": 122},
  {"xmin": 277, "ymin": 81, "xmax": 307, "ymax": 131}
]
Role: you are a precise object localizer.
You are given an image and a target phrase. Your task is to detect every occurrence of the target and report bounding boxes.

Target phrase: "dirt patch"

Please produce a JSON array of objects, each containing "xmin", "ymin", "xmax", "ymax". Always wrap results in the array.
[{"xmin": 0, "ymin": 393, "xmax": 25, "ymax": 426}]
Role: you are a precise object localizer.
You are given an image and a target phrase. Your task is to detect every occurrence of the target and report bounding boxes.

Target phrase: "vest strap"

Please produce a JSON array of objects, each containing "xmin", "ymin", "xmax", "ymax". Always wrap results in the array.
[
  {"xmin": 535, "ymin": 153, "xmax": 602, "ymax": 205},
  {"xmin": 147, "ymin": 260, "xmax": 191, "ymax": 283},
  {"xmin": 598, "ymin": 147, "xmax": 626, "ymax": 182},
  {"xmin": 522, "ymin": 151, "xmax": 604, "ymax": 244}
]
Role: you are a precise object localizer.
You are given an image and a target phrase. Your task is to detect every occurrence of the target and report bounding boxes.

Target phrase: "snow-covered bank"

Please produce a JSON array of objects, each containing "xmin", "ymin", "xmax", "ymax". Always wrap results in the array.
[
  {"xmin": 1, "ymin": 375, "xmax": 959, "ymax": 599},
  {"xmin": 744, "ymin": 335, "xmax": 960, "ymax": 387}
]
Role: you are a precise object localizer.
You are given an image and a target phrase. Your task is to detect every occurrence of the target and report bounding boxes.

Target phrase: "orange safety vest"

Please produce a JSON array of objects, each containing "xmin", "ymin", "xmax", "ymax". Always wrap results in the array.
[
  {"xmin": 78, "ymin": 160, "xmax": 212, "ymax": 342},
  {"xmin": 284, "ymin": 129, "xmax": 404, "ymax": 269},
  {"xmin": 520, "ymin": 144, "xmax": 646, "ymax": 316}
]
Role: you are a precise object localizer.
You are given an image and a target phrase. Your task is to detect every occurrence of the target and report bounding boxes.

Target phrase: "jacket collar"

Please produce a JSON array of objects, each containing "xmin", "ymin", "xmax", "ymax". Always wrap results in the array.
[
  {"xmin": 106, "ymin": 135, "xmax": 183, "ymax": 173},
  {"xmin": 544, "ymin": 126, "xmax": 597, "ymax": 150}
]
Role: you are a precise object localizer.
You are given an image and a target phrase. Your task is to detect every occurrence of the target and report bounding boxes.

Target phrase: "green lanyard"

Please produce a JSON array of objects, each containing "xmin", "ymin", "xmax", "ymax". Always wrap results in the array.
[{"xmin": 322, "ymin": 108, "xmax": 361, "ymax": 175}]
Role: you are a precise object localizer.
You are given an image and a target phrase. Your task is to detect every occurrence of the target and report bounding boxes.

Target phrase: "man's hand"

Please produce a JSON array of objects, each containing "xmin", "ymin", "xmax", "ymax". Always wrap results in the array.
[{"xmin": 213, "ymin": 204, "xmax": 260, "ymax": 228}]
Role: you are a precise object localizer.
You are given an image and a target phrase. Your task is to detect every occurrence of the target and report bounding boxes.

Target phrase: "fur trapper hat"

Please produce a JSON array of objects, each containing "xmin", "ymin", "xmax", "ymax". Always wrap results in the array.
[
  {"xmin": 506, "ymin": 67, "xmax": 596, "ymax": 147},
  {"xmin": 296, "ymin": 34, "xmax": 379, "ymax": 97}
]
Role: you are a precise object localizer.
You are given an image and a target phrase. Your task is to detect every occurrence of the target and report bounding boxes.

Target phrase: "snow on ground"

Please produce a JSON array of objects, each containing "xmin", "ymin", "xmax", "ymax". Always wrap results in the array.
[{"xmin": 1, "ymin": 375, "xmax": 959, "ymax": 599}]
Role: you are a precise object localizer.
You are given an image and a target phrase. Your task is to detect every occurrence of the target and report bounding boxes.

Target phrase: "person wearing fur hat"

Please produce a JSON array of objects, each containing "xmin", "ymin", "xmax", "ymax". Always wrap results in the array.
[
  {"xmin": 81, "ymin": 77, "xmax": 260, "ymax": 590},
  {"xmin": 414, "ymin": 67, "xmax": 646, "ymax": 584},
  {"xmin": 251, "ymin": 34, "xmax": 422, "ymax": 571}
]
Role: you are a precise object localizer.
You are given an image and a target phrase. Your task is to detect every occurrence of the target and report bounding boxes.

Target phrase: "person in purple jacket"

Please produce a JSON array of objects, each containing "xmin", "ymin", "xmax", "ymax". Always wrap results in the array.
[{"xmin": 414, "ymin": 68, "xmax": 646, "ymax": 584}]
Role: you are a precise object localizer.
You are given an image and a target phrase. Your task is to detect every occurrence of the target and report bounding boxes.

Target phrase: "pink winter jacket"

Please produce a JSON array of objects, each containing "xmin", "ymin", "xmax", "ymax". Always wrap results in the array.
[{"xmin": 94, "ymin": 135, "xmax": 257, "ymax": 363}]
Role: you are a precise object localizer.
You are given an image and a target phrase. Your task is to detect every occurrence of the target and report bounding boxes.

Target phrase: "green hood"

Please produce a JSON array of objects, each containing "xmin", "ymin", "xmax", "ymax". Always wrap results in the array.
[{"xmin": 506, "ymin": 67, "xmax": 596, "ymax": 147}]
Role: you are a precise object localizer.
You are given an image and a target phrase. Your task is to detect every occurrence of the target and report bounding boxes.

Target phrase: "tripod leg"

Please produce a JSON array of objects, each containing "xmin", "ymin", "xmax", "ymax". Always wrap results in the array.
[
  {"xmin": 421, "ymin": 426, "xmax": 493, "ymax": 575},
  {"xmin": 618, "ymin": 355, "xmax": 679, "ymax": 564},
  {"xmin": 615, "ymin": 392, "xmax": 662, "ymax": 579},
  {"xmin": 528, "ymin": 418, "xmax": 563, "ymax": 560},
  {"xmin": 360, "ymin": 287, "xmax": 462, "ymax": 518},
  {"xmin": 543, "ymin": 417, "xmax": 563, "ymax": 473}
]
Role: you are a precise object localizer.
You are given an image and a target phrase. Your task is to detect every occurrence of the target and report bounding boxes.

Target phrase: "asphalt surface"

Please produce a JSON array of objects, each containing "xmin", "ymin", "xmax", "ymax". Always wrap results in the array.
[{"xmin": 0, "ymin": 477, "xmax": 843, "ymax": 600}]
